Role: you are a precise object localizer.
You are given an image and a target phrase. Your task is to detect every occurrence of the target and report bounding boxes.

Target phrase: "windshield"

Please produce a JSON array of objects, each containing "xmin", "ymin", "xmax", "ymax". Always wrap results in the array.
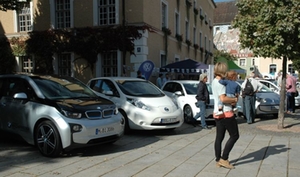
[
  {"xmin": 236, "ymin": 80, "xmax": 274, "ymax": 93},
  {"xmin": 183, "ymin": 83, "xmax": 212, "ymax": 95},
  {"xmin": 32, "ymin": 76, "xmax": 97, "ymax": 99},
  {"xmin": 116, "ymin": 80, "xmax": 164, "ymax": 97}
]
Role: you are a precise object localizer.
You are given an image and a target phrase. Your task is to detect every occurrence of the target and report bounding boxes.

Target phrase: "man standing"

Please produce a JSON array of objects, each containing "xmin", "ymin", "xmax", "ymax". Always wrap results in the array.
[
  {"xmin": 276, "ymin": 71, "xmax": 282, "ymax": 88},
  {"xmin": 241, "ymin": 72, "xmax": 263, "ymax": 124},
  {"xmin": 193, "ymin": 73, "xmax": 210, "ymax": 129},
  {"xmin": 137, "ymin": 70, "xmax": 145, "ymax": 79},
  {"xmin": 286, "ymin": 72, "xmax": 297, "ymax": 114},
  {"xmin": 156, "ymin": 74, "xmax": 163, "ymax": 88}
]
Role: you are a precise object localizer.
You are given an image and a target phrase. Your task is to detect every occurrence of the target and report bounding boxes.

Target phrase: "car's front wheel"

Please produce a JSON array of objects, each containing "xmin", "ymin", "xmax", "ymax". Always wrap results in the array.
[
  {"xmin": 184, "ymin": 105, "xmax": 193, "ymax": 123},
  {"xmin": 35, "ymin": 120, "xmax": 62, "ymax": 157}
]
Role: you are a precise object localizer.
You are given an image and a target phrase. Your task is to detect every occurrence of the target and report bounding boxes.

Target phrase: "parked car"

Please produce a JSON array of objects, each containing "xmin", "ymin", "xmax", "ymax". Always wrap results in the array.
[
  {"xmin": 0, "ymin": 74, "xmax": 124, "ymax": 157},
  {"xmin": 236, "ymin": 80, "xmax": 280, "ymax": 118},
  {"xmin": 161, "ymin": 80, "xmax": 214, "ymax": 123},
  {"xmin": 258, "ymin": 79, "xmax": 300, "ymax": 107},
  {"xmin": 87, "ymin": 77, "xmax": 183, "ymax": 132}
]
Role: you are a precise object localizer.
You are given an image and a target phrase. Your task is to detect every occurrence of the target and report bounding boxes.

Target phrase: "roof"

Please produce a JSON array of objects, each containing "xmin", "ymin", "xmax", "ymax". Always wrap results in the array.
[{"xmin": 214, "ymin": 1, "xmax": 238, "ymax": 25}]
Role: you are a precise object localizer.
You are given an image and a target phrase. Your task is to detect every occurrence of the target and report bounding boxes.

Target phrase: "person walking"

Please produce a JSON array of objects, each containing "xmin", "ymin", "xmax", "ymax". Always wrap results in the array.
[
  {"xmin": 286, "ymin": 72, "xmax": 297, "ymax": 114},
  {"xmin": 241, "ymin": 72, "xmax": 263, "ymax": 124},
  {"xmin": 211, "ymin": 62, "xmax": 239, "ymax": 169},
  {"xmin": 192, "ymin": 73, "xmax": 210, "ymax": 129}
]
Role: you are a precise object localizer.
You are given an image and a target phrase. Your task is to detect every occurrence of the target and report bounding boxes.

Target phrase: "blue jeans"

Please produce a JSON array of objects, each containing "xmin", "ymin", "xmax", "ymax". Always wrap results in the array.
[
  {"xmin": 194, "ymin": 101, "xmax": 207, "ymax": 127},
  {"xmin": 242, "ymin": 94, "xmax": 256, "ymax": 123},
  {"xmin": 286, "ymin": 92, "xmax": 295, "ymax": 113}
]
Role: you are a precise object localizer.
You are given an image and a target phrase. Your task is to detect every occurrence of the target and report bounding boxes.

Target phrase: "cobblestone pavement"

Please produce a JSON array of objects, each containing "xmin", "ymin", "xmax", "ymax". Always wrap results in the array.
[{"xmin": 0, "ymin": 110, "xmax": 300, "ymax": 177}]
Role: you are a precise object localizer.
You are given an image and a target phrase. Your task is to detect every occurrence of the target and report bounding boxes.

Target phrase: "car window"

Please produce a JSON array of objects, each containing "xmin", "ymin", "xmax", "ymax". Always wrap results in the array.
[
  {"xmin": 32, "ymin": 76, "xmax": 97, "ymax": 99},
  {"xmin": 116, "ymin": 80, "xmax": 164, "ymax": 97},
  {"xmin": 183, "ymin": 83, "xmax": 198, "ymax": 94},
  {"xmin": 206, "ymin": 84, "xmax": 212, "ymax": 94},
  {"xmin": 102, "ymin": 80, "xmax": 120, "ymax": 97},
  {"xmin": 162, "ymin": 82, "xmax": 175, "ymax": 92}
]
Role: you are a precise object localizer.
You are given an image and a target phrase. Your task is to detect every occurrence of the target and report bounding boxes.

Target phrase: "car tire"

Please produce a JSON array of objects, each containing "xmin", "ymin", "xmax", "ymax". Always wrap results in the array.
[
  {"xmin": 184, "ymin": 105, "xmax": 193, "ymax": 123},
  {"xmin": 34, "ymin": 120, "xmax": 62, "ymax": 157},
  {"xmin": 119, "ymin": 110, "xmax": 131, "ymax": 134}
]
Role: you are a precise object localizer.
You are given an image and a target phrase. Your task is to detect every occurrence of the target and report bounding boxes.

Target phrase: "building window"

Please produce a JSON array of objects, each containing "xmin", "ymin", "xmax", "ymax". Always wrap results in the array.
[
  {"xmin": 160, "ymin": 54, "xmax": 167, "ymax": 67},
  {"xmin": 174, "ymin": 56, "xmax": 180, "ymax": 62},
  {"xmin": 18, "ymin": 3, "xmax": 32, "ymax": 32},
  {"xmin": 55, "ymin": 0, "xmax": 71, "ymax": 29},
  {"xmin": 204, "ymin": 36, "xmax": 207, "ymax": 50},
  {"xmin": 102, "ymin": 51, "xmax": 117, "ymax": 76},
  {"xmin": 208, "ymin": 40, "xmax": 211, "ymax": 51},
  {"xmin": 161, "ymin": 2, "xmax": 167, "ymax": 28},
  {"xmin": 288, "ymin": 64, "xmax": 295, "ymax": 74},
  {"xmin": 193, "ymin": 27, "xmax": 196, "ymax": 44},
  {"xmin": 199, "ymin": 32, "xmax": 202, "ymax": 47},
  {"xmin": 199, "ymin": 7, "xmax": 202, "ymax": 16},
  {"xmin": 58, "ymin": 53, "xmax": 71, "ymax": 76},
  {"xmin": 239, "ymin": 59, "xmax": 246, "ymax": 66},
  {"xmin": 175, "ymin": 12, "xmax": 179, "ymax": 35},
  {"xmin": 21, "ymin": 56, "xmax": 33, "ymax": 73},
  {"xmin": 185, "ymin": 20, "xmax": 189, "ymax": 40},
  {"xmin": 98, "ymin": 0, "xmax": 116, "ymax": 25},
  {"xmin": 269, "ymin": 64, "xmax": 276, "ymax": 74}
]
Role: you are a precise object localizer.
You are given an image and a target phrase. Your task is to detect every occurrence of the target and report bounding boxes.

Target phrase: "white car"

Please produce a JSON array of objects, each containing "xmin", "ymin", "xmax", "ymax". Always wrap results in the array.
[
  {"xmin": 258, "ymin": 79, "xmax": 300, "ymax": 107},
  {"xmin": 87, "ymin": 77, "xmax": 183, "ymax": 132},
  {"xmin": 161, "ymin": 80, "xmax": 214, "ymax": 123}
]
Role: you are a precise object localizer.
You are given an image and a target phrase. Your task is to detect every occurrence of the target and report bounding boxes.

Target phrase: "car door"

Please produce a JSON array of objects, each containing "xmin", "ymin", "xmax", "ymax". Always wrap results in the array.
[
  {"xmin": 1, "ymin": 78, "xmax": 33, "ymax": 135},
  {"xmin": 0, "ymin": 78, "xmax": 9, "ymax": 130}
]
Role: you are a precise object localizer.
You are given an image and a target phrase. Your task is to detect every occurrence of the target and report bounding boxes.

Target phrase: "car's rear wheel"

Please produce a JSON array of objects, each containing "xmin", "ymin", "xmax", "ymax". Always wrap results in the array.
[
  {"xmin": 35, "ymin": 120, "xmax": 62, "ymax": 157},
  {"xmin": 184, "ymin": 105, "xmax": 193, "ymax": 123}
]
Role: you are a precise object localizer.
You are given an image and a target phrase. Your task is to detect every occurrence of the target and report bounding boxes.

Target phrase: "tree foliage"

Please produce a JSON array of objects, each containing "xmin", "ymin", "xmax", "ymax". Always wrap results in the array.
[
  {"xmin": 233, "ymin": 0, "xmax": 300, "ymax": 129},
  {"xmin": 0, "ymin": 0, "xmax": 31, "ymax": 11},
  {"xmin": 213, "ymin": 50, "xmax": 237, "ymax": 64},
  {"xmin": 26, "ymin": 26, "xmax": 146, "ymax": 74},
  {"xmin": 0, "ymin": 38, "xmax": 16, "ymax": 74}
]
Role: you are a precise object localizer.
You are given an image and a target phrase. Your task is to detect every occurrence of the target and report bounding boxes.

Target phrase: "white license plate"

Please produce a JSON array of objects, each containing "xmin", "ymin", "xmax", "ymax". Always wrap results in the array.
[
  {"xmin": 95, "ymin": 127, "xmax": 114, "ymax": 135},
  {"xmin": 161, "ymin": 118, "xmax": 177, "ymax": 123}
]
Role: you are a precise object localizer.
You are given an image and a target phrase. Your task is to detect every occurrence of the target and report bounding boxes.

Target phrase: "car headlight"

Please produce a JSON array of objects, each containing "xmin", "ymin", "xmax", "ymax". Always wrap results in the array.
[
  {"xmin": 126, "ymin": 98, "xmax": 151, "ymax": 111},
  {"xmin": 257, "ymin": 97, "xmax": 267, "ymax": 103},
  {"xmin": 114, "ymin": 107, "xmax": 119, "ymax": 115},
  {"xmin": 62, "ymin": 110, "xmax": 82, "ymax": 119}
]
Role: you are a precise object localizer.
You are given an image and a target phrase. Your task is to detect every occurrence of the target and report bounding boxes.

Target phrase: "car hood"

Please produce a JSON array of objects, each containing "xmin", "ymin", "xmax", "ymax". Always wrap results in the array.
[
  {"xmin": 137, "ymin": 96, "xmax": 176, "ymax": 107},
  {"xmin": 256, "ymin": 92, "xmax": 280, "ymax": 104},
  {"xmin": 55, "ymin": 97, "xmax": 115, "ymax": 111}
]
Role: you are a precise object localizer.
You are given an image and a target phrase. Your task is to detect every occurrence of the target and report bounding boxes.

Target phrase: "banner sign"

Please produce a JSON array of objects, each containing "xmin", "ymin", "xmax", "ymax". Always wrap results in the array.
[{"xmin": 138, "ymin": 60, "xmax": 154, "ymax": 80}]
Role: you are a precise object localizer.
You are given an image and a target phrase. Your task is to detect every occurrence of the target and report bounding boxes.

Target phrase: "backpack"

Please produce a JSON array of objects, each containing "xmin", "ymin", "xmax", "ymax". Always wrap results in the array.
[{"xmin": 242, "ymin": 79, "xmax": 254, "ymax": 96}]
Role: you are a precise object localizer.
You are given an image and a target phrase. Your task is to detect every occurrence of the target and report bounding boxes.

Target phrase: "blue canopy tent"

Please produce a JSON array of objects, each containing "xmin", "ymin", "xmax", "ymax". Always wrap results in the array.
[{"xmin": 159, "ymin": 59, "xmax": 209, "ymax": 73}]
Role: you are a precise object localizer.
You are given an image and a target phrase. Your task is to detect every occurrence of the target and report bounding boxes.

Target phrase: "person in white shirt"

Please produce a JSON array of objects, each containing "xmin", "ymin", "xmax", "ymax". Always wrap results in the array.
[{"xmin": 241, "ymin": 72, "xmax": 263, "ymax": 124}]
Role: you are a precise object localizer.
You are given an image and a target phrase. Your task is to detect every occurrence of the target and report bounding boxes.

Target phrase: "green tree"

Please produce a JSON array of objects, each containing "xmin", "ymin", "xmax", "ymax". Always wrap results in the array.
[
  {"xmin": 0, "ymin": 38, "xmax": 16, "ymax": 74},
  {"xmin": 233, "ymin": 0, "xmax": 300, "ymax": 129},
  {"xmin": 0, "ymin": 0, "xmax": 31, "ymax": 11},
  {"xmin": 213, "ymin": 50, "xmax": 237, "ymax": 64}
]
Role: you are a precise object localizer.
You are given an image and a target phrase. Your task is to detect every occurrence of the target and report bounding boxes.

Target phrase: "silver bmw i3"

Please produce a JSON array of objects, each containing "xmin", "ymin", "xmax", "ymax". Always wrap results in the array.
[{"xmin": 0, "ymin": 73, "xmax": 125, "ymax": 157}]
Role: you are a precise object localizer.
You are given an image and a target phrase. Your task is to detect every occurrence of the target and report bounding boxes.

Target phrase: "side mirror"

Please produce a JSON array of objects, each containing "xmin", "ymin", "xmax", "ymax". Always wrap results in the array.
[
  {"xmin": 13, "ymin": 92, "xmax": 28, "ymax": 99},
  {"xmin": 174, "ymin": 91, "xmax": 183, "ymax": 96}
]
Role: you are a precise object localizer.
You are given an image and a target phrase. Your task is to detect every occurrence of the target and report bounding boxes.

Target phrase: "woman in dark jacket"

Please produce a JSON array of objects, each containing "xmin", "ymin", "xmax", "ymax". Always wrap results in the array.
[{"xmin": 193, "ymin": 73, "xmax": 210, "ymax": 129}]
